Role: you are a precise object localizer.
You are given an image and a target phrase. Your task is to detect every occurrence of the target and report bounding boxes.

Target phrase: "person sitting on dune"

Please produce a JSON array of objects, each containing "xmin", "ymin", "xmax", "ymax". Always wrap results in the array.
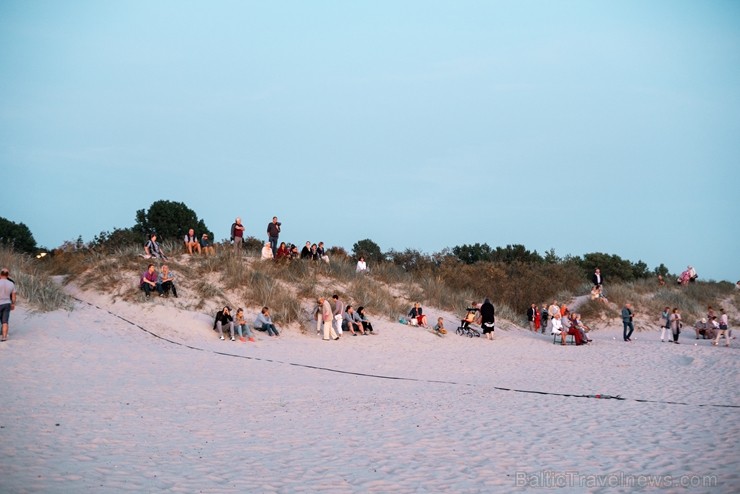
[
  {"xmin": 213, "ymin": 306, "xmax": 235, "ymax": 341},
  {"xmin": 408, "ymin": 302, "xmax": 429, "ymax": 328},
  {"xmin": 275, "ymin": 241, "xmax": 291, "ymax": 261},
  {"xmin": 433, "ymin": 317, "xmax": 447, "ymax": 335},
  {"xmin": 261, "ymin": 241, "xmax": 274, "ymax": 261},
  {"xmin": 342, "ymin": 305, "xmax": 365, "ymax": 335},
  {"xmin": 356, "ymin": 306, "xmax": 375, "ymax": 334},
  {"xmin": 144, "ymin": 234, "xmax": 167, "ymax": 260},
  {"xmin": 255, "ymin": 306, "xmax": 280, "ymax": 337}
]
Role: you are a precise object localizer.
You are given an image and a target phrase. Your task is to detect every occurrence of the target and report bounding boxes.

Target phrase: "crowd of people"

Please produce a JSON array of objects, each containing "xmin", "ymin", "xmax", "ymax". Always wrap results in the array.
[{"xmin": 138, "ymin": 224, "xmax": 735, "ymax": 348}]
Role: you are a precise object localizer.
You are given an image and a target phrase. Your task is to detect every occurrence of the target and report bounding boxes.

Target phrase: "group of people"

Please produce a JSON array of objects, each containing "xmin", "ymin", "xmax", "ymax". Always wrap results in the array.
[
  {"xmin": 313, "ymin": 294, "xmax": 375, "ymax": 340},
  {"xmin": 662, "ymin": 305, "xmax": 731, "ymax": 346},
  {"xmin": 143, "ymin": 230, "xmax": 215, "ymax": 260},
  {"xmin": 212, "ymin": 306, "xmax": 281, "ymax": 342},
  {"xmin": 261, "ymin": 240, "xmax": 331, "ymax": 263},
  {"xmin": 532, "ymin": 300, "xmax": 593, "ymax": 346},
  {"xmin": 405, "ymin": 299, "xmax": 496, "ymax": 340},
  {"xmin": 139, "ymin": 264, "xmax": 178, "ymax": 298}
]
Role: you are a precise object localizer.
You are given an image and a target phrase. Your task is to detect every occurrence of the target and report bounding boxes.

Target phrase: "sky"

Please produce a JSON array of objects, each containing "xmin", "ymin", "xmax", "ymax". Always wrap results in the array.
[{"xmin": 1, "ymin": 0, "xmax": 738, "ymax": 281}]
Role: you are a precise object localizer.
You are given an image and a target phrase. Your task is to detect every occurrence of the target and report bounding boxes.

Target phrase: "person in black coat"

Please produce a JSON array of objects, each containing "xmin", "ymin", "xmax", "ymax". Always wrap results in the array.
[
  {"xmin": 591, "ymin": 268, "xmax": 603, "ymax": 287},
  {"xmin": 480, "ymin": 298, "xmax": 495, "ymax": 340},
  {"xmin": 526, "ymin": 303, "xmax": 537, "ymax": 332}
]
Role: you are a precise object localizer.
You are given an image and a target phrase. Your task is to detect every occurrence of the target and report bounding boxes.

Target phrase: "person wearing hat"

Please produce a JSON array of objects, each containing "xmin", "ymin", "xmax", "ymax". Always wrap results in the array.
[
  {"xmin": 200, "ymin": 233, "xmax": 215, "ymax": 255},
  {"xmin": 694, "ymin": 318, "xmax": 708, "ymax": 340}
]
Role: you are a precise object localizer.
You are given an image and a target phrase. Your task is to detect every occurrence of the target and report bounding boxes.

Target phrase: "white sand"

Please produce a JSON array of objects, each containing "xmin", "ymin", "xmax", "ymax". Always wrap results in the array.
[{"xmin": 1, "ymin": 289, "xmax": 738, "ymax": 493}]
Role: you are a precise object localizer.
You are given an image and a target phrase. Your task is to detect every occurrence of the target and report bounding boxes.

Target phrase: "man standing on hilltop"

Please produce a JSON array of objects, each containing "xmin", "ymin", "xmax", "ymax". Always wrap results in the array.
[
  {"xmin": 622, "ymin": 303, "xmax": 635, "ymax": 342},
  {"xmin": 0, "ymin": 268, "xmax": 17, "ymax": 342},
  {"xmin": 592, "ymin": 268, "xmax": 603, "ymax": 288},
  {"xmin": 231, "ymin": 217, "xmax": 245, "ymax": 254},
  {"xmin": 267, "ymin": 216, "xmax": 281, "ymax": 257}
]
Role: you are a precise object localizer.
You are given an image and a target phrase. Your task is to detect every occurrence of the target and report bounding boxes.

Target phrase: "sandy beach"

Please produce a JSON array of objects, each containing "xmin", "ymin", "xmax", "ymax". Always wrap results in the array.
[{"xmin": 1, "ymin": 287, "xmax": 738, "ymax": 493}]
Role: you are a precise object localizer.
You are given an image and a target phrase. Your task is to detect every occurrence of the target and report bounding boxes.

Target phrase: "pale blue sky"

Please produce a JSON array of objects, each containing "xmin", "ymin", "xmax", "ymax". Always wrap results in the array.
[{"xmin": 1, "ymin": 1, "xmax": 738, "ymax": 281}]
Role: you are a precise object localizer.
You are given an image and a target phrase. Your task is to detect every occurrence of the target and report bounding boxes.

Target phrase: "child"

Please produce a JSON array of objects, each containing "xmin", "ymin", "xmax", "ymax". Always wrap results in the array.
[
  {"xmin": 433, "ymin": 317, "xmax": 447, "ymax": 335},
  {"xmin": 235, "ymin": 308, "xmax": 255, "ymax": 342}
]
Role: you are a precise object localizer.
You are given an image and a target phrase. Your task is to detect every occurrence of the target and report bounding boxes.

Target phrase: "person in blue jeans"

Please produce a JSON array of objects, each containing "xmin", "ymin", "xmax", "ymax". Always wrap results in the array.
[
  {"xmin": 255, "ymin": 306, "xmax": 280, "ymax": 337},
  {"xmin": 621, "ymin": 303, "xmax": 635, "ymax": 341}
]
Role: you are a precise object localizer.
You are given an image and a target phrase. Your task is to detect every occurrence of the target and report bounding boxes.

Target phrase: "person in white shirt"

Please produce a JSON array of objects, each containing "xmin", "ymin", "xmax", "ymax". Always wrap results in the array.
[{"xmin": 356, "ymin": 257, "xmax": 368, "ymax": 273}]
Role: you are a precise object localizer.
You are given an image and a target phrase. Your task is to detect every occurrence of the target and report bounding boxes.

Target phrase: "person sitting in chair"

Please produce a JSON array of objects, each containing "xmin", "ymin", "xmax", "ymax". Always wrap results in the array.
[{"xmin": 460, "ymin": 302, "xmax": 479, "ymax": 330}]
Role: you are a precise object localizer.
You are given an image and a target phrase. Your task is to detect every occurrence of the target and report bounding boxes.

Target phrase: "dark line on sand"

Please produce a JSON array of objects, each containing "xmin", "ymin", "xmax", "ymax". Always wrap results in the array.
[{"xmin": 72, "ymin": 297, "xmax": 740, "ymax": 410}]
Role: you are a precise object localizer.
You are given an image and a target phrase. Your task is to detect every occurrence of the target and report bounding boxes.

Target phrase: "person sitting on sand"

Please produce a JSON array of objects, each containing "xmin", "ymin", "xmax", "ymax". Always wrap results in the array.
[
  {"xmin": 261, "ymin": 241, "xmax": 274, "ymax": 260},
  {"xmin": 590, "ymin": 285, "xmax": 607, "ymax": 303},
  {"xmin": 158, "ymin": 264, "xmax": 178, "ymax": 298},
  {"xmin": 140, "ymin": 264, "xmax": 163, "ymax": 297},
  {"xmin": 433, "ymin": 317, "xmax": 447, "ymax": 335},
  {"xmin": 301, "ymin": 241, "xmax": 312, "ymax": 259},
  {"xmin": 234, "ymin": 308, "xmax": 255, "ymax": 342},
  {"xmin": 694, "ymin": 318, "xmax": 708, "ymax": 339},
  {"xmin": 200, "ymin": 233, "xmax": 215, "ymax": 255},
  {"xmin": 255, "ymin": 306, "xmax": 280, "ymax": 337},
  {"xmin": 183, "ymin": 228, "xmax": 201, "ymax": 255},
  {"xmin": 356, "ymin": 306, "xmax": 374, "ymax": 334},
  {"xmin": 356, "ymin": 257, "xmax": 368, "ymax": 273},
  {"xmin": 409, "ymin": 302, "xmax": 429, "ymax": 328},
  {"xmin": 213, "ymin": 306, "xmax": 235, "ymax": 341},
  {"xmin": 275, "ymin": 241, "xmax": 291, "ymax": 261},
  {"xmin": 317, "ymin": 242, "xmax": 330, "ymax": 264},
  {"xmin": 144, "ymin": 234, "xmax": 167, "ymax": 260},
  {"xmin": 343, "ymin": 305, "xmax": 365, "ymax": 335}
]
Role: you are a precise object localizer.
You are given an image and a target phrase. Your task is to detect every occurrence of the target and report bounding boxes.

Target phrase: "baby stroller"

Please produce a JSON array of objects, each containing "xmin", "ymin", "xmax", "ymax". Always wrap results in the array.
[{"xmin": 456, "ymin": 307, "xmax": 481, "ymax": 338}]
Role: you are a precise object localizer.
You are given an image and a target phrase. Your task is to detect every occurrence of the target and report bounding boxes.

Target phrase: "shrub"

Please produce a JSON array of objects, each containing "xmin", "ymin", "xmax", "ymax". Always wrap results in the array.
[{"xmin": 0, "ymin": 247, "xmax": 72, "ymax": 311}]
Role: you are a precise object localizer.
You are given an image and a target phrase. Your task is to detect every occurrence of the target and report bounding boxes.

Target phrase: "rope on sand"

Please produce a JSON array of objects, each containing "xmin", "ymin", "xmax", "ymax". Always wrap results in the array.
[{"xmin": 72, "ymin": 297, "xmax": 740, "ymax": 410}]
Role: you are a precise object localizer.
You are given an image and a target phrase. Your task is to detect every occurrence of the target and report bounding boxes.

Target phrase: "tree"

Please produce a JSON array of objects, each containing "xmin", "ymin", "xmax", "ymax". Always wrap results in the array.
[
  {"xmin": 352, "ymin": 239, "xmax": 383, "ymax": 265},
  {"xmin": 490, "ymin": 244, "xmax": 543, "ymax": 264},
  {"xmin": 386, "ymin": 248, "xmax": 434, "ymax": 272},
  {"xmin": 134, "ymin": 200, "xmax": 211, "ymax": 241},
  {"xmin": 452, "ymin": 243, "xmax": 492, "ymax": 264},
  {"xmin": 0, "ymin": 216, "xmax": 37, "ymax": 253},
  {"xmin": 653, "ymin": 263, "xmax": 670, "ymax": 278}
]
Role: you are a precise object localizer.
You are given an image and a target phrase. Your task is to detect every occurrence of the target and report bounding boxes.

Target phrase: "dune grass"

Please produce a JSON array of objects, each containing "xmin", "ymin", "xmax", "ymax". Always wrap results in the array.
[{"xmin": 0, "ymin": 247, "xmax": 73, "ymax": 311}]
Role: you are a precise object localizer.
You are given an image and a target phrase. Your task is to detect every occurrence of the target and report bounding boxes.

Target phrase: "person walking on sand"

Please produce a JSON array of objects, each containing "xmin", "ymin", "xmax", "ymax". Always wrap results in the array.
[
  {"xmin": 713, "ymin": 308, "xmax": 730, "ymax": 347},
  {"xmin": 480, "ymin": 297, "xmax": 495, "ymax": 340},
  {"xmin": 621, "ymin": 303, "xmax": 635, "ymax": 342},
  {"xmin": 319, "ymin": 297, "xmax": 339, "ymax": 341},
  {"xmin": 670, "ymin": 307, "xmax": 682, "ymax": 344},
  {"xmin": 332, "ymin": 294, "xmax": 345, "ymax": 336},
  {"xmin": 0, "ymin": 268, "xmax": 17, "ymax": 342}
]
